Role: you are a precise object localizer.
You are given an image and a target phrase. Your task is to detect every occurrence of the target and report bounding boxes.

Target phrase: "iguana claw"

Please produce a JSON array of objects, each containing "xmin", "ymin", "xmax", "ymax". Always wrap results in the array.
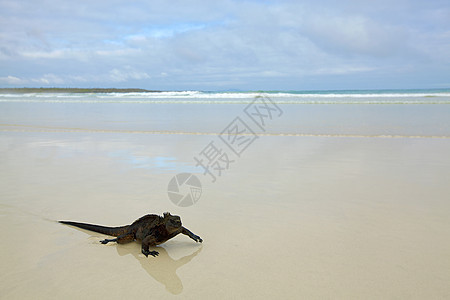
[{"xmin": 142, "ymin": 249, "xmax": 159, "ymax": 257}]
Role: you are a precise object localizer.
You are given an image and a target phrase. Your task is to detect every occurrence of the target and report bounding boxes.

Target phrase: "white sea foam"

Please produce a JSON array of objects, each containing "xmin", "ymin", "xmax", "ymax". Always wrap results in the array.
[
  {"xmin": 1, "ymin": 90, "xmax": 450, "ymax": 104},
  {"xmin": 95, "ymin": 91, "xmax": 450, "ymax": 99}
]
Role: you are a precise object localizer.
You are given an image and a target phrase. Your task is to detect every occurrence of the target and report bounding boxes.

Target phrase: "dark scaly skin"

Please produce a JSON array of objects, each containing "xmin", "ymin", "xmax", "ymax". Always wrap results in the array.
[{"xmin": 59, "ymin": 212, "xmax": 202, "ymax": 257}]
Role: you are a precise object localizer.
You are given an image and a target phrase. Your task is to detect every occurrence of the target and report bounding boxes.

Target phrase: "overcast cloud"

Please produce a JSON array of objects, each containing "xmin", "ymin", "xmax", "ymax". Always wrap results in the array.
[{"xmin": 0, "ymin": 0, "xmax": 449, "ymax": 90}]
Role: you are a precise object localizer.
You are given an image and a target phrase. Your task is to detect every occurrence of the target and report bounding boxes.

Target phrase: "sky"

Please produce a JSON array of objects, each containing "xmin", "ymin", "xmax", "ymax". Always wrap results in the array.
[{"xmin": 0, "ymin": 0, "xmax": 449, "ymax": 91}]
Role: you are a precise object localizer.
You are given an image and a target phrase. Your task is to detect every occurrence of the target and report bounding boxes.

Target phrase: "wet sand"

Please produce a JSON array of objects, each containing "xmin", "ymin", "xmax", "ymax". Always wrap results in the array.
[{"xmin": 1, "ymin": 101, "xmax": 450, "ymax": 299}]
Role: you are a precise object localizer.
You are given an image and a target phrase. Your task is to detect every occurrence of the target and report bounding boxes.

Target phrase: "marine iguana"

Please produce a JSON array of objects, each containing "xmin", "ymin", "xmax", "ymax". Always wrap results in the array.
[{"xmin": 59, "ymin": 212, "xmax": 202, "ymax": 257}]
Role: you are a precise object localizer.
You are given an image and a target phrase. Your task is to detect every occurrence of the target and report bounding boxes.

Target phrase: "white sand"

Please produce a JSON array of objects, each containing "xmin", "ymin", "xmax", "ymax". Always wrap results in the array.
[{"xmin": 1, "ymin": 130, "xmax": 450, "ymax": 299}]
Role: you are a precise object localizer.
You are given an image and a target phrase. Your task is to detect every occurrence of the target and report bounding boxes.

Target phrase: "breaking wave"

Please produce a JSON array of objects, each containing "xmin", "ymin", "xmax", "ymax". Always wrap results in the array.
[{"xmin": 1, "ymin": 89, "xmax": 450, "ymax": 104}]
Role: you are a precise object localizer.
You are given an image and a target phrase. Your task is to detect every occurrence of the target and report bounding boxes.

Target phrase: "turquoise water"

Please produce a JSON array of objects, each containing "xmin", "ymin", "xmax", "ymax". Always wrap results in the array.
[
  {"xmin": 1, "ymin": 89, "xmax": 450, "ymax": 104},
  {"xmin": 254, "ymin": 88, "xmax": 450, "ymax": 95}
]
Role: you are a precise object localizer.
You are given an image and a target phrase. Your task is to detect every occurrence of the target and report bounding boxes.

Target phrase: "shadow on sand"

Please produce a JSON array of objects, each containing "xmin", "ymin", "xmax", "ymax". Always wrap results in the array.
[
  {"xmin": 116, "ymin": 242, "xmax": 202, "ymax": 295},
  {"xmin": 64, "ymin": 225, "xmax": 202, "ymax": 295}
]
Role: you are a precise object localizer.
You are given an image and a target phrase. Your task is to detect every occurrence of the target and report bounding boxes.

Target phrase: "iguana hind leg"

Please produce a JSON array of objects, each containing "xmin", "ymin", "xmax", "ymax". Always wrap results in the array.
[
  {"xmin": 116, "ymin": 233, "xmax": 135, "ymax": 244},
  {"xmin": 100, "ymin": 238, "xmax": 116, "ymax": 244},
  {"xmin": 100, "ymin": 233, "xmax": 134, "ymax": 245}
]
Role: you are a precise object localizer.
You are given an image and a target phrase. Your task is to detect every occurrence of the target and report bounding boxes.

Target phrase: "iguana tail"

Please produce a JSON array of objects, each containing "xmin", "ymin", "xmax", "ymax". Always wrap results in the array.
[{"xmin": 59, "ymin": 221, "xmax": 130, "ymax": 237}]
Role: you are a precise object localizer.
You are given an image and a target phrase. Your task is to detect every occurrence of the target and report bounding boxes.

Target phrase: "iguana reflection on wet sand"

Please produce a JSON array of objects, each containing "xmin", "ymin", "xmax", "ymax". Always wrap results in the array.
[
  {"xmin": 117, "ymin": 243, "xmax": 202, "ymax": 295},
  {"xmin": 59, "ymin": 212, "xmax": 202, "ymax": 257}
]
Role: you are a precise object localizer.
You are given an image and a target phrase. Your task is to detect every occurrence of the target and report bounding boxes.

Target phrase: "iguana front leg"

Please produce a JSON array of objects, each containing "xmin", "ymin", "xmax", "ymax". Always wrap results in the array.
[
  {"xmin": 141, "ymin": 235, "xmax": 159, "ymax": 257},
  {"xmin": 182, "ymin": 227, "xmax": 203, "ymax": 243}
]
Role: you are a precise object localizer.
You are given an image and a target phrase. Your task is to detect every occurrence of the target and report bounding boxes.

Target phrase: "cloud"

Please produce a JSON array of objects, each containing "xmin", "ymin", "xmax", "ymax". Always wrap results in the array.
[
  {"xmin": 0, "ymin": 0, "xmax": 449, "ymax": 89},
  {"xmin": 0, "ymin": 74, "xmax": 65, "ymax": 85},
  {"xmin": 0, "ymin": 75, "xmax": 23, "ymax": 84},
  {"xmin": 108, "ymin": 67, "xmax": 151, "ymax": 82},
  {"xmin": 31, "ymin": 74, "xmax": 65, "ymax": 85},
  {"xmin": 0, "ymin": 68, "xmax": 152, "ymax": 86},
  {"xmin": 20, "ymin": 50, "xmax": 69, "ymax": 59},
  {"xmin": 299, "ymin": 14, "xmax": 407, "ymax": 57}
]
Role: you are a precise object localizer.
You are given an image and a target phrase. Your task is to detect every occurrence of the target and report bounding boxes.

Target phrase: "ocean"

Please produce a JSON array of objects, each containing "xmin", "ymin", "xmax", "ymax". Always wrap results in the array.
[
  {"xmin": 1, "ymin": 89, "xmax": 449, "ymax": 137},
  {"xmin": 2, "ymin": 88, "xmax": 450, "ymax": 103}
]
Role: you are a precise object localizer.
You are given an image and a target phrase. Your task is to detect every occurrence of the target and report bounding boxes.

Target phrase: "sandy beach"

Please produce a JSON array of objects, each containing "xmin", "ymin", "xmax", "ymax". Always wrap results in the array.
[{"xmin": 1, "ymin": 93, "xmax": 450, "ymax": 299}]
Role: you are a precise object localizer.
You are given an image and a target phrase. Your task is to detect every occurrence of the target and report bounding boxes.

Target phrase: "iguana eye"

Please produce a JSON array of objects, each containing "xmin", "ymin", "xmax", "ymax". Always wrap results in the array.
[{"xmin": 170, "ymin": 219, "xmax": 181, "ymax": 226}]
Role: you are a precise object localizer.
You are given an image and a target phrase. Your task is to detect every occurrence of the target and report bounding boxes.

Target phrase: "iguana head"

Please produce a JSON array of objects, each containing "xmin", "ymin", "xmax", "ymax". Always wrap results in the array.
[{"xmin": 163, "ymin": 212, "xmax": 183, "ymax": 233}]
